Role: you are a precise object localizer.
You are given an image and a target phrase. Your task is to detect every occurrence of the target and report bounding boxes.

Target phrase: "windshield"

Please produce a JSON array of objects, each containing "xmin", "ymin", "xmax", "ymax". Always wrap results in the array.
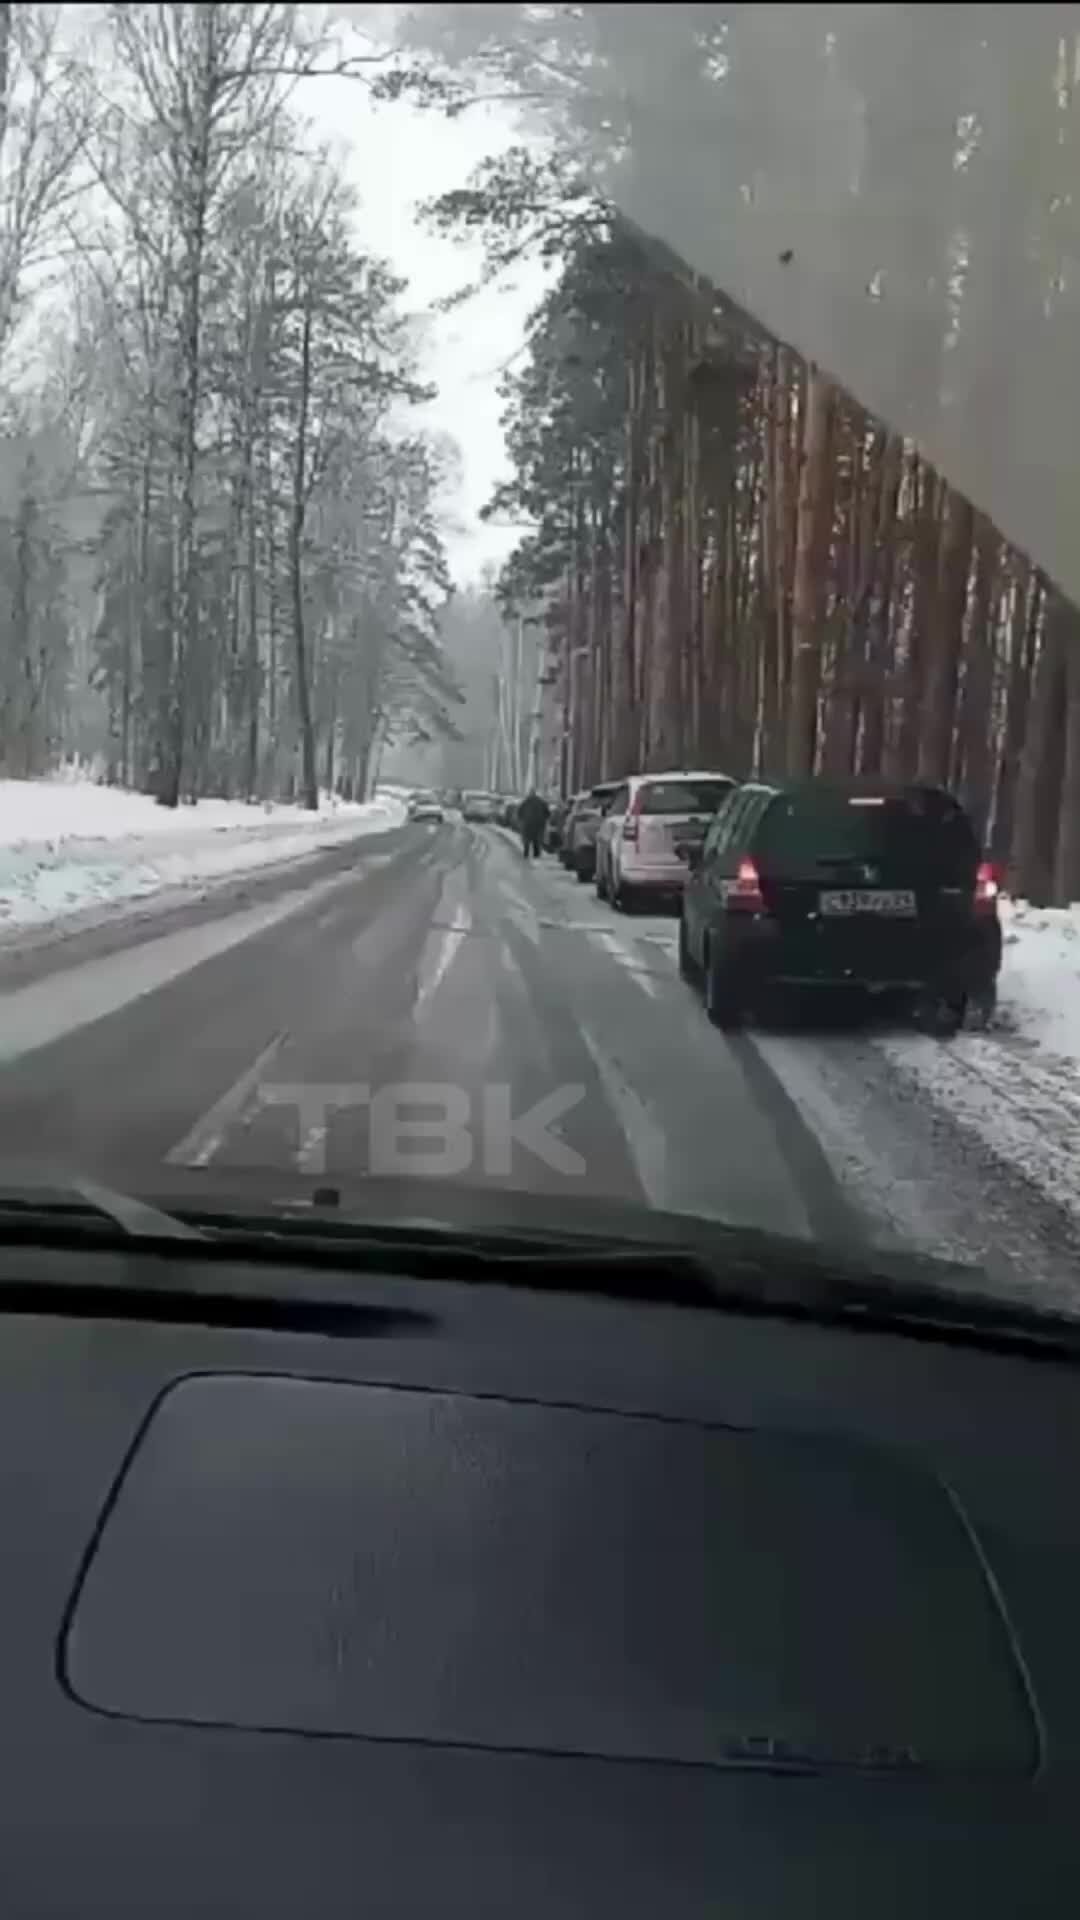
[
  {"xmin": 639, "ymin": 781, "xmax": 734, "ymax": 817},
  {"xmin": 0, "ymin": 3, "xmax": 1077, "ymax": 1320},
  {"xmin": 756, "ymin": 793, "xmax": 980, "ymax": 881}
]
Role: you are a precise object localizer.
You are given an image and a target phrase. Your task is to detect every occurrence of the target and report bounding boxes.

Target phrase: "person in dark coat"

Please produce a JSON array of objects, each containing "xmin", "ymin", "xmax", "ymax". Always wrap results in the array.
[{"xmin": 517, "ymin": 789, "xmax": 550, "ymax": 859}]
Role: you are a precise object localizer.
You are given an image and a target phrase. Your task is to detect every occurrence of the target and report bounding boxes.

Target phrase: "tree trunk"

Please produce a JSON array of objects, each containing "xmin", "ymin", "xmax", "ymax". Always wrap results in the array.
[
  {"xmin": 893, "ymin": 459, "xmax": 939, "ymax": 780},
  {"xmin": 781, "ymin": 354, "xmax": 804, "ymax": 728},
  {"xmin": 1054, "ymin": 612, "xmax": 1080, "ymax": 904},
  {"xmin": 244, "ymin": 472, "xmax": 259, "ymax": 799},
  {"xmin": 786, "ymin": 365, "xmax": 836, "ymax": 775},
  {"xmin": 135, "ymin": 385, "xmax": 157, "ymax": 791},
  {"xmin": 918, "ymin": 482, "xmax": 976, "ymax": 786},
  {"xmin": 612, "ymin": 349, "xmax": 641, "ymax": 775},
  {"xmin": 755, "ymin": 347, "xmax": 779, "ymax": 768},
  {"xmin": 160, "ymin": 25, "xmax": 213, "ymax": 808},
  {"xmin": 660, "ymin": 335, "xmax": 687, "ymax": 768},
  {"xmin": 956, "ymin": 515, "xmax": 998, "ymax": 839},
  {"xmin": 1011, "ymin": 590, "xmax": 1069, "ymax": 903},
  {"xmin": 323, "ymin": 699, "xmax": 335, "ymax": 797},
  {"xmin": 289, "ymin": 289, "xmax": 319, "ymax": 813},
  {"xmin": 990, "ymin": 564, "xmax": 1039, "ymax": 865},
  {"xmin": 821, "ymin": 420, "xmax": 885, "ymax": 776},
  {"xmin": 857, "ymin": 434, "xmax": 903, "ymax": 775}
]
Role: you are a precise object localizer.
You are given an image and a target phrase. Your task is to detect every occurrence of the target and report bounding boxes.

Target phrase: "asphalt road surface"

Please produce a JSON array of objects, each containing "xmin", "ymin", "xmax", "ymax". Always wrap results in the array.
[{"xmin": 2, "ymin": 816, "xmax": 1079, "ymax": 1306}]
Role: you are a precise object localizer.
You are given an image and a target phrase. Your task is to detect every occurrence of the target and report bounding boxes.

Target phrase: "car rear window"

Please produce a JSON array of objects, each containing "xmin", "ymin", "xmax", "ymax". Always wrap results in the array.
[
  {"xmin": 638, "ymin": 779, "xmax": 733, "ymax": 816},
  {"xmin": 754, "ymin": 790, "xmax": 979, "ymax": 879}
]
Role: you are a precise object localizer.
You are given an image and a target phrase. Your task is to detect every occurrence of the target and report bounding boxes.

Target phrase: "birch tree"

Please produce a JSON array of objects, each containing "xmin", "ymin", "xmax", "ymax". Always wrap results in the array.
[{"xmin": 104, "ymin": 2, "xmax": 304, "ymax": 804}]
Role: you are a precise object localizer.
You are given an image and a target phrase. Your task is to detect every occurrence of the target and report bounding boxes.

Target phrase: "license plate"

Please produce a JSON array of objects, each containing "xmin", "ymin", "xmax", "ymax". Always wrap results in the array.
[{"xmin": 819, "ymin": 889, "xmax": 916, "ymax": 917}]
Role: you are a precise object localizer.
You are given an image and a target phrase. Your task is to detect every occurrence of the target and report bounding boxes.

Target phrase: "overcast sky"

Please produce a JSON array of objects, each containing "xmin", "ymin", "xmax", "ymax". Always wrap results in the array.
[{"xmin": 300, "ymin": 58, "xmax": 547, "ymax": 586}]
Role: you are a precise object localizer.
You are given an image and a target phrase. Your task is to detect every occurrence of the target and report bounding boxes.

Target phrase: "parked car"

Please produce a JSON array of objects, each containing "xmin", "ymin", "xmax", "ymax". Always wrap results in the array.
[
  {"xmin": 563, "ymin": 782, "xmax": 619, "ymax": 881},
  {"xmin": 678, "ymin": 777, "xmax": 1002, "ymax": 1034},
  {"xmin": 407, "ymin": 790, "xmax": 444, "ymax": 824},
  {"xmin": 558, "ymin": 792, "xmax": 589, "ymax": 867},
  {"xmin": 462, "ymin": 791, "xmax": 500, "ymax": 823},
  {"xmin": 544, "ymin": 798, "xmax": 570, "ymax": 852},
  {"xmin": 499, "ymin": 796, "xmax": 522, "ymax": 828},
  {"xmin": 595, "ymin": 771, "xmax": 735, "ymax": 911}
]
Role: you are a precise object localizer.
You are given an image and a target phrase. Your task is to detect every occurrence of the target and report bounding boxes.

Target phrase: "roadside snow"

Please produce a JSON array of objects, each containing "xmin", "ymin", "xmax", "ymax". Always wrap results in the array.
[
  {"xmin": 876, "ymin": 897, "xmax": 1080, "ymax": 1232},
  {"xmin": 0, "ymin": 777, "xmax": 385, "ymax": 847},
  {"xmin": 0, "ymin": 778, "xmax": 405, "ymax": 936},
  {"xmin": 993, "ymin": 898, "xmax": 1080, "ymax": 1062}
]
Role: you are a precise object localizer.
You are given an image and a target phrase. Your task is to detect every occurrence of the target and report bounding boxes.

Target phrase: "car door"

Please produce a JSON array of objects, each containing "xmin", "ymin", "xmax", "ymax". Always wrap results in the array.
[
  {"xmin": 702, "ymin": 788, "xmax": 774, "ymax": 963},
  {"xmin": 686, "ymin": 788, "xmax": 743, "ymax": 958}
]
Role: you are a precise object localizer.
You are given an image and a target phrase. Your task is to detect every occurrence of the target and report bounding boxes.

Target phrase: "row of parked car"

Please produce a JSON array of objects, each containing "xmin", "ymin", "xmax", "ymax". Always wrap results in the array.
[
  {"xmin": 405, "ymin": 788, "xmax": 523, "ymax": 826},
  {"xmin": 463, "ymin": 792, "xmax": 522, "ymax": 827},
  {"xmin": 551, "ymin": 768, "xmax": 1003, "ymax": 1037}
]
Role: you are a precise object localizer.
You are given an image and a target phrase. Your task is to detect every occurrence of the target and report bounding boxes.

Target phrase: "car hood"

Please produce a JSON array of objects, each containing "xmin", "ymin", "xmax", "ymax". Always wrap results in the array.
[{"xmin": 117, "ymin": 1162, "xmax": 994, "ymax": 1299}]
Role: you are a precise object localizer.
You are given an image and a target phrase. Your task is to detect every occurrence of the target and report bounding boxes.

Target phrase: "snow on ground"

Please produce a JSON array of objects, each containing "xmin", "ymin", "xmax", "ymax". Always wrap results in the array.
[
  {"xmin": 534, "ymin": 847, "xmax": 1080, "ymax": 1261},
  {"xmin": 994, "ymin": 898, "xmax": 1080, "ymax": 1061},
  {"xmin": 0, "ymin": 777, "xmax": 405, "ymax": 937},
  {"xmin": 875, "ymin": 897, "xmax": 1080, "ymax": 1233},
  {"xmin": 0, "ymin": 776, "xmax": 389, "ymax": 847}
]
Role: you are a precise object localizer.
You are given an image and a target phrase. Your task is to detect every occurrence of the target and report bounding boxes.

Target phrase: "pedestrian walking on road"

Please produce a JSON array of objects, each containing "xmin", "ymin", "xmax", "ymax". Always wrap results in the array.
[{"xmin": 518, "ymin": 789, "xmax": 549, "ymax": 860}]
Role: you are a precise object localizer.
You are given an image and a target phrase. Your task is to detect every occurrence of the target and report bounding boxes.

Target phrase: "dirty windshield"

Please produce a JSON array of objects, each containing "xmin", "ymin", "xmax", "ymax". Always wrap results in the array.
[
  {"xmin": 0, "ymin": 4, "xmax": 1078, "ymax": 1312},
  {"xmin": 640, "ymin": 782, "xmax": 733, "ymax": 817},
  {"xmin": 755, "ymin": 794, "xmax": 981, "ymax": 881}
]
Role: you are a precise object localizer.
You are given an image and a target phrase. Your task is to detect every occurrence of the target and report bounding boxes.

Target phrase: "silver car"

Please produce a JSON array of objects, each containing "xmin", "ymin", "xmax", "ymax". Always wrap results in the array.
[
  {"xmin": 563, "ymin": 782, "xmax": 619, "ymax": 880},
  {"xmin": 407, "ymin": 790, "xmax": 444, "ymax": 824},
  {"xmin": 595, "ymin": 771, "xmax": 735, "ymax": 911},
  {"xmin": 461, "ymin": 791, "xmax": 500, "ymax": 823}
]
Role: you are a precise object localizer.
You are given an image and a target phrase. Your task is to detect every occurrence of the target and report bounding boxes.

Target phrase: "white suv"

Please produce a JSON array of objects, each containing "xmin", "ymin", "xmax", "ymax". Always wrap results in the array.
[{"xmin": 595, "ymin": 771, "xmax": 735, "ymax": 911}]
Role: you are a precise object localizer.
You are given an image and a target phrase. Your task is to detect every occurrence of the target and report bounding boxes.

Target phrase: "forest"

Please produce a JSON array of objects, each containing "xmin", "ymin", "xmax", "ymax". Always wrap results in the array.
[
  {"xmin": 403, "ymin": 2, "xmax": 1080, "ymax": 907},
  {"xmin": 464, "ymin": 197, "xmax": 1067, "ymax": 902},
  {"xmin": 0, "ymin": 2, "xmax": 463, "ymax": 811},
  {"xmin": 3, "ymin": 2, "xmax": 1080, "ymax": 911}
]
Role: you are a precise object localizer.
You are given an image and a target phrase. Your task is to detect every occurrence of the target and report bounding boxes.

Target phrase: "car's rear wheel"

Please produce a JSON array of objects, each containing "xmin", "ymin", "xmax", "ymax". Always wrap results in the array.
[
  {"xmin": 612, "ymin": 875, "xmax": 636, "ymax": 913},
  {"xmin": 704, "ymin": 935, "xmax": 744, "ymax": 1029},
  {"xmin": 967, "ymin": 982, "xmax": 997, "ymax": 1031},
  {"xmin": 915, "ymin": 989, "xmax": 968, "ymax": 1038}
]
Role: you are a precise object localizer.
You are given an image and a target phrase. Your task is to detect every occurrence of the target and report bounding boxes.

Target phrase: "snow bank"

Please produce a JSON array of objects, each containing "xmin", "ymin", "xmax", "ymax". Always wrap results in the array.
[
  {"xmin": 875, "ymin": 896, "xmax": 1080, "ymax": 1236},
  {"xmin": 0, "ymin": 778, "xmax": 376, "ymax": 848},
  {"xmin": 995, "ymin": 898, "xmax": 1080, "ymax": 1065},
  {"xmin": 0, "ymin": 777, "xmax": 405, "ymax": 937}
]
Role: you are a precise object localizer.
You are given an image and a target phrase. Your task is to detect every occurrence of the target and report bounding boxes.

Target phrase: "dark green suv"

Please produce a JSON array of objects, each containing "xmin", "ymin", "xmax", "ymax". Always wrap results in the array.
[{"xmin": 679, "ymin": 778, "xmax": 1002, "ymax": 1034}]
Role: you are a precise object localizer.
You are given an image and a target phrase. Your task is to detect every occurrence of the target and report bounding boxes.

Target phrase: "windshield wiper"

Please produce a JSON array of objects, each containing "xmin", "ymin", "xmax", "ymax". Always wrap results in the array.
[
  {"xmin": 0, "ymin": 1190, "xmax": 1074, "ymax": 1359},
  {"xmin": 0, "ymin": 1175, "xmax": 205, "ymax": 1242},
  {"xmin": 69, "ymin": 1174, "xmax": 206, "ymax": 1241}
]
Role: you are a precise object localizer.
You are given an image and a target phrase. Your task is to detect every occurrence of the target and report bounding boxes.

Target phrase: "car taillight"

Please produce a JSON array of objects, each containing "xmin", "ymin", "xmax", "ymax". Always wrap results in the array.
[
  {"xmin": 727, "ymin": 857, "xmax": 765, "ymax": 912},
  {"xmin": 975, "ymin": 860, "xmax": 1000, "ymax": 912},
  {"xmin": 622, "ymin": 791, "xmax": 642, "ymax": 842}
]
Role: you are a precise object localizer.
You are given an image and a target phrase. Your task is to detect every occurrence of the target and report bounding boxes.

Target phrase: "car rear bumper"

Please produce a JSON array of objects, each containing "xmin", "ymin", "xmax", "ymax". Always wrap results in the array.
[
  {"xmin": 722, "ymin": 915, "xmax": 1001, "ymax": 994},
  {"xmin": 619, "ymin": 859, "xmax": 688, "ymax": 893}
]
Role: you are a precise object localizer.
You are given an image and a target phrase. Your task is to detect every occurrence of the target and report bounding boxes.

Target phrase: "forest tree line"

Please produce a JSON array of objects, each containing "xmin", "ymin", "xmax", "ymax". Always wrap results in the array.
[
  {"xmin": 0, "ymin": 2, "xmax": 463, "ymax": 810},
  {"xmin": 414, "ymin": 140, "xmax": 1080, "ymax": 909},
  {"xmin": 477, "ymin": 206, "xmax": 1072, "ymax": 903}
]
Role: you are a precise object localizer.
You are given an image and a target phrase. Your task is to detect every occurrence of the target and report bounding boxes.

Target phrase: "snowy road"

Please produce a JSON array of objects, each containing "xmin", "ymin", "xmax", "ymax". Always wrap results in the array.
[{"xmin": 1, "ymin": 814, "xmax": 1079, "ymax": 1309}]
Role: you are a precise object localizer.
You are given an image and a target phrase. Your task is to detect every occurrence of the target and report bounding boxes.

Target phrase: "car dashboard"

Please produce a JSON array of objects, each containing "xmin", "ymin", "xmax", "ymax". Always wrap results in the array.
[{"xmin": 2, "ymin": 1234, "xmax": 1078, "ymax": 1916}]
